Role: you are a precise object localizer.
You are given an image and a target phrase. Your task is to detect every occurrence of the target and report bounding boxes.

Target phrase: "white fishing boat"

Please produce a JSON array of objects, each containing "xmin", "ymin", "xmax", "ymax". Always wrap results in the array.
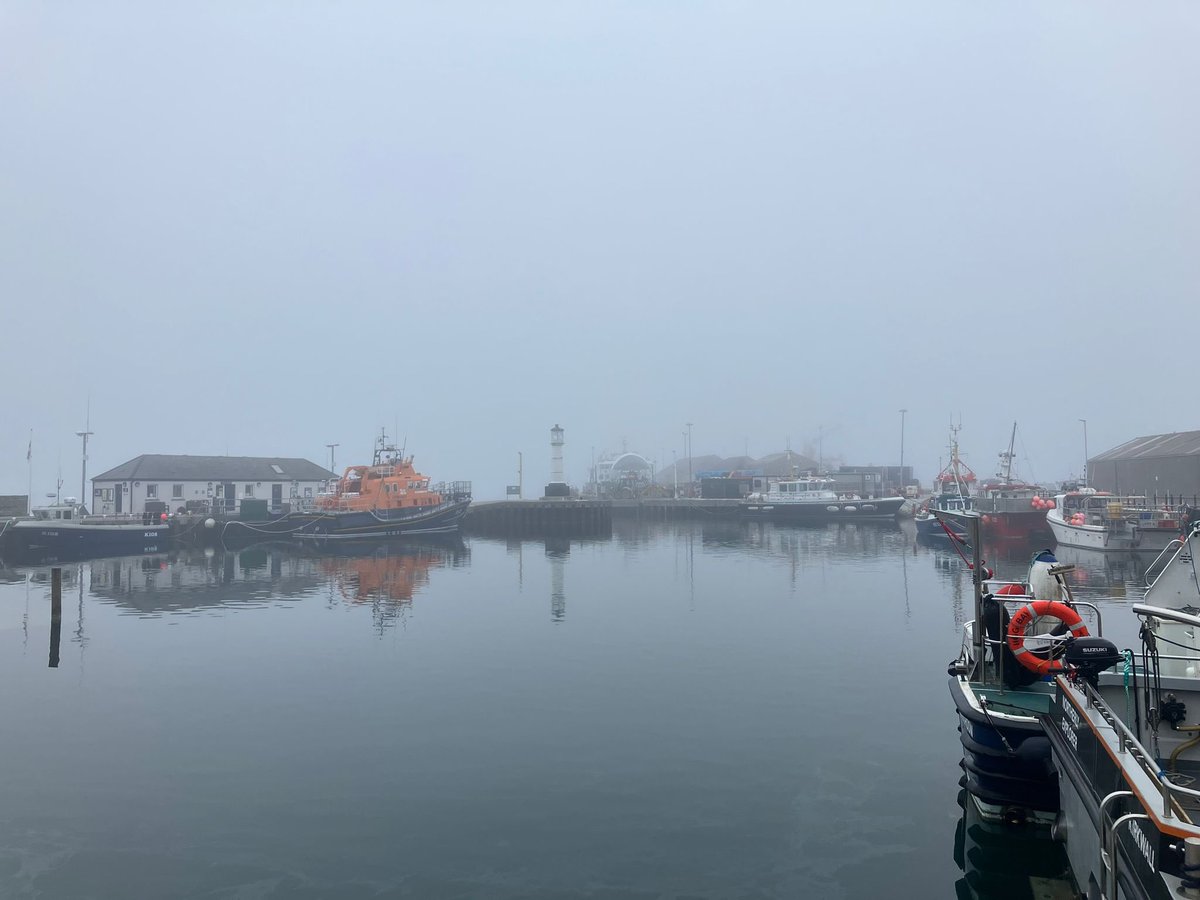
[{"xmin": 1047, "ymin": 490, "xmax": 1185, "ymax": 551}]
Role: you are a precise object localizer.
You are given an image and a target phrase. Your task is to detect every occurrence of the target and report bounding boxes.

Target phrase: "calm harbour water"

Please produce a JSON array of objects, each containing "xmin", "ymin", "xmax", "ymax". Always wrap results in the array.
[{"xmin": 0, "ymin": 520, "xmax": 1153, "ymax": 899}]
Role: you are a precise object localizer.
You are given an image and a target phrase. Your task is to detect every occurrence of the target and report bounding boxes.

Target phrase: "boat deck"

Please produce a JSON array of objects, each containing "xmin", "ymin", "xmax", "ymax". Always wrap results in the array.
[{"xmin": 968, "ymin": 681, "xmax": 1057, "ymax": 717}]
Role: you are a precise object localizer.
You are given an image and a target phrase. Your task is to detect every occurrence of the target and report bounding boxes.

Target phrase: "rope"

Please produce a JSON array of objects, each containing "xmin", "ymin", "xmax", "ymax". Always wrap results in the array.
[
  {"xmin": 1124, "ymin": 649, "xmax": 1134, "ymax": 726},
  {"xmin": 978, "ymin": 697, "xmax": 1015, "ymax": 755},
  {"xmin": 939, "ymin": 516, "xmax": 985, "ymax": 573}
]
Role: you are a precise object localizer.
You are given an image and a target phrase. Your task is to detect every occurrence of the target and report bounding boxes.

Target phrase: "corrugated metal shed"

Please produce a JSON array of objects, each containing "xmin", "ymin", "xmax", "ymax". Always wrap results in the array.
[
  {"xmin": 1093, "ymin": 431, "xmax": 1200, "ymax": 462},
  {"xmin": 1089, "ymin": 430, "xmax": 1200, "ymax": 498}
]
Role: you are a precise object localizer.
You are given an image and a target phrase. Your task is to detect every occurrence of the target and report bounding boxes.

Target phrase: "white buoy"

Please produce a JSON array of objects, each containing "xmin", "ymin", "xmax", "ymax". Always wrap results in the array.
[
  {"xmin": 1028, "ymin": 549, "xmax": 1060, "ymax": 601},
  {"xmin": 204, "ymin": 518, "xmax": 216, "ymax": 529}
]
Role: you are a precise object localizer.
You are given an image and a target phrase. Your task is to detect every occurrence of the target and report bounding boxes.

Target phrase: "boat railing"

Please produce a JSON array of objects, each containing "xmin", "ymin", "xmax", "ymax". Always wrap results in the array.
[
  {"xmin": 432, "ymin": 481, "xmax": 472, "ymax": 502},
  {"xmin": 77, "ymin": 513, "xmax": 170, "ymax": 527},
  {"xmin": 1072, "ymin": 675, "xmax": 1200, "ymax": 822},
  {"xmin": 966, "ymin": 593, "xmax": 1105, "ymax": 694},
  {"xmin": 1144, "ymin": 537, "xmax": 1189, "ymax": 587}
]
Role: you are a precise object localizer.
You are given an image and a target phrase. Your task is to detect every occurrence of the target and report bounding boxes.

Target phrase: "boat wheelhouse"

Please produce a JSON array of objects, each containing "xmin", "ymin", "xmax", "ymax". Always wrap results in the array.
[{"xmin": 971, "ymin": 423, "xmax": 1054, "ymax": 541}]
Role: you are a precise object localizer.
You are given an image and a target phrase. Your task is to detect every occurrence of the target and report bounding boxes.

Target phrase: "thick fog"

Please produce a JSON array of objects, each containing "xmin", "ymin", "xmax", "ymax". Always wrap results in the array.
[{"xmin": 3, "ymin": 2, "xmax": 1197, "ymax": 498}]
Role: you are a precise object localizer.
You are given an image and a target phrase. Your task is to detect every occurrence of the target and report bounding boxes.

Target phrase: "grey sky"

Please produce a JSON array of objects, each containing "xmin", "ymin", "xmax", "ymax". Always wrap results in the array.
[{"xmin": 3, "ymin": 2, "xmax": 1197, "ymax": 498}]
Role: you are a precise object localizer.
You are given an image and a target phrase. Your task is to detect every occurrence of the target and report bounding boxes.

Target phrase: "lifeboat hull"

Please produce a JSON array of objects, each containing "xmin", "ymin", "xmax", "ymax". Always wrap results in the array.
[{"xmin": 220, "ymin": 500, "xmax": 471, "ymax": 548}]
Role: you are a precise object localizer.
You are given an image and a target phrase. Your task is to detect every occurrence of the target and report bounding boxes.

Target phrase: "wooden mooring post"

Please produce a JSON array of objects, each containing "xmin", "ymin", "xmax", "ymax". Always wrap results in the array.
[{"xmin": 49, "ymin": 567, "xmax": 62, "ymax": 668}]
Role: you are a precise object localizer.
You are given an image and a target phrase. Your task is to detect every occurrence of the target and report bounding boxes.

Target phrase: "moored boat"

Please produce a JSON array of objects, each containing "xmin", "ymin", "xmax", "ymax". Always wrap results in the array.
[
  {"xmin": 972, "ymin": 423, "xmax": 1054, "ymax": 541},
  {"xmin": 0, "ymin": 501, "xmax": 172, "ymax": 565},
  {"xmin": 1039, "ymin": 523, "xmax": 1200, "ymax": 900},
  {"xmin": 739, "ymin": 474, "xmax": 905, "ymax": 521},
  {"xmin": 220, "ymin": 433, "xmax": 470, "ymax": 547},
  {"xmin": 946, "ymin": 535, "xmax": 1091, "ymax": 827},
  {"xmin": 1047, "ymin": 490, "xmax": 1185, "ymax": 552},
  {"xmin": 916, "ymin": 427, "xmax": 976, "ymax": 541}
]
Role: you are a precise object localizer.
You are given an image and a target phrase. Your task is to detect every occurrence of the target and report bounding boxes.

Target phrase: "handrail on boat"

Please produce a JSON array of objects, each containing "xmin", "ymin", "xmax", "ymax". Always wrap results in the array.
[
  {"xmin": 1133, "ymin": 604, "xmax": 1200, "ymax": 630},
  {"xmin": 1072, "ymin": 677, "xmax": 1200, "ymax": 823},
  {"xmin": 1145, "ymin": 538, "xmax": 1187, "ymax": 588},
  {"xmin": 965, "ymin": 599, "xmax": 1105, "ymax": 695}
]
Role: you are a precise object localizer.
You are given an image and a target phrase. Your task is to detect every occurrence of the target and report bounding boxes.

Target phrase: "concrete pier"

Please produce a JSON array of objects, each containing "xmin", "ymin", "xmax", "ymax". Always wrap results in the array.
[
  {"xmin": 608, "ymin": 499, "xmax": 743, "ymax": 520},
  {"xmin": 464, "ymin": 500, "xmax": 612, "ymax": 537}
]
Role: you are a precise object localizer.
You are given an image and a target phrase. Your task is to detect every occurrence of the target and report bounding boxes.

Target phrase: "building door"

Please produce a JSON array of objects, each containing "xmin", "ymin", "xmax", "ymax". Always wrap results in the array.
[
  {"xmin": 114, "ymin": 485, "xmax": 122, "ymax": 514},
  {"xmin": 272, "ymin": 483, "xmax": 282, "ymax": 510},
  {"xmin": 223, "ymin": 483, "xmax": 235, "ymax": 512}
]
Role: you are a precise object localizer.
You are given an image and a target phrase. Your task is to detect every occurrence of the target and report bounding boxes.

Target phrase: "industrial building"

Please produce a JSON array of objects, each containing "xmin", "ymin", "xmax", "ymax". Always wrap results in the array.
[{"xmin": 1088, "ymin": 431, "xmax": 1200, "ymax": 499}]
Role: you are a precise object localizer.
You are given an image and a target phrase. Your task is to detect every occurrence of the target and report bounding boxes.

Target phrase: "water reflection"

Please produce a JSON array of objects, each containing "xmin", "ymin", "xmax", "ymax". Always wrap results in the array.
[
  {"xmin": 4, "ymin": 540, "xmax": 470, "ymax": 628},
  {"xmin": 0, "ymin": 520, "xmax": 1011, "ymax": 898},
  {"xmin": 546, "ymin": 537, "xmax": 568, "ymax": 622},
  {"xmin": 318, "ymin": 539, "xmax": 470, "ymax": 632},
  {"xmin": 917, "ymin": 532, "xmax": 1156, "ymax": 608},
  {"xmin": 952, "ymin": 791, "xmax": 1075, "ymax": 898}
]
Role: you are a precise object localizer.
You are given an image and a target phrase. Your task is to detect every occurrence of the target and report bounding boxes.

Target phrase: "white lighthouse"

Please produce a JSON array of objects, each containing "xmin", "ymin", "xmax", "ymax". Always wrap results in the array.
[{"xmin": 545, "ymin": 424, "xmax": 570, "ymax": 498}]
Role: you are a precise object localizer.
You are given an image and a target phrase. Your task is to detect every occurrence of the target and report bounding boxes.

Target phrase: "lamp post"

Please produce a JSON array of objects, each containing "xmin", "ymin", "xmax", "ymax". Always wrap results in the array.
[
  {"xmin": 326, "ymin": 443, "xmax": 339, "ymax": 474},
  {"xmin": 899, "ymin": 408, "xmax": 907, "ymax": 492},
  {"xmin": 75, "ymin": 427, "xmax": 93, "ymax": 508},
  {"xmin": 1079, "ymin": 419, "xmax": 1088, "ymax": 486},
  {"xmin": 686, "ymin": 422, "xmax": 693, "ymax": 497}
]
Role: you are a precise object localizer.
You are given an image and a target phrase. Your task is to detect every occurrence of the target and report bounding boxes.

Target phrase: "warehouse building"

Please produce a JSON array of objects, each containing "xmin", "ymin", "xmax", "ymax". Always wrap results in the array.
[{"xmin": 1088, "ymin": 431, "xmax": 1200, "ymax": 499}]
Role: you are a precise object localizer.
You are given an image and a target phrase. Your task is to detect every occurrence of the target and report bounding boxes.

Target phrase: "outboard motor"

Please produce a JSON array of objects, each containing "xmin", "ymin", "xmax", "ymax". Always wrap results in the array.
[{"xmin": 1064, "ymin": 637, "xmax": 1122, "ymax": 687}]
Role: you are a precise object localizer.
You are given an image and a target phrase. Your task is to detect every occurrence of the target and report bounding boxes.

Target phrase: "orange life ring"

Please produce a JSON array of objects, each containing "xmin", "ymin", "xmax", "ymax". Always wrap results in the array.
[
  {"xmin": 996, "ymin": 583, "xmax": 1028, "ymax": 597},
  {"xmin": 1006, "ymin": 600, "xmax": 1088, "ymax": 675}
]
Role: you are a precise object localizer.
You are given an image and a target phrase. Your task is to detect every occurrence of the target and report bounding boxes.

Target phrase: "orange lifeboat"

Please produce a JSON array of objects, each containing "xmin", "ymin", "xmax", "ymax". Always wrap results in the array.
[{"xmin": 316, "ymin": 438, "xmax": 446, "ymax": 514}]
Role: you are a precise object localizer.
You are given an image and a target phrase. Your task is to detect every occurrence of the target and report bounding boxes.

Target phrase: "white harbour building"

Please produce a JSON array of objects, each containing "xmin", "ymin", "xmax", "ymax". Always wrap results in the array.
[{"xmin": 91, "ymin": 455, "xmax": 335, "ymax": 516}]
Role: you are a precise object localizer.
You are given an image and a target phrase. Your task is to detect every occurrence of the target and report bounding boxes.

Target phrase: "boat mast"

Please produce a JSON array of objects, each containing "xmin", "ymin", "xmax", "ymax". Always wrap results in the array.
[
  {"xmin": 949, "ymin": 422, "xmax": 966, "ymax": 500},
  {"xmin": 999, "ymin": 422, "xmax": 1017, "ymax": 484}
]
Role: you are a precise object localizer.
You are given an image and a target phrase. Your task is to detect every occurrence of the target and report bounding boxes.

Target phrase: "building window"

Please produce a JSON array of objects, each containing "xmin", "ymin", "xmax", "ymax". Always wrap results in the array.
[
  {"xmin": 172, "ymin": 484, "xmax": 184, "ymax": 499},
  {"xmin": 146, "ymin": 484, "xmax": 158, "ymax": 498},
  {"xmin": 244, "ymin": 484, "xmax": 254, "ymax": 498},
  {"xmin": 304, "ymin": 487, "xmax": 313, "ymax": 498}
]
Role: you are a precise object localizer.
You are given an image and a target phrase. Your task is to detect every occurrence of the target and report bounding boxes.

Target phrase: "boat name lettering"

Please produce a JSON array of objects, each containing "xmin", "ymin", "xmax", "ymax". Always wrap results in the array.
[
  {"xmin": 1062, "ymin": 697, "xmax": 1081, "ymax": 730},
  {"xmin": 1131, "ymin": 819, "xmax": 1156, "ymax": 871},
  {"xmin": 1059, "ymin": 699, "xmax": 1080, "ymax": 751}
]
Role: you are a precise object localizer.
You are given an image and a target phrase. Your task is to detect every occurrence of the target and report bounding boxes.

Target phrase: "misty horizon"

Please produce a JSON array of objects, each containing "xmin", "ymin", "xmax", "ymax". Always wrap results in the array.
[{"xmin": 4, "ymin": 2, "xmax": 1196, "ymax": 499}]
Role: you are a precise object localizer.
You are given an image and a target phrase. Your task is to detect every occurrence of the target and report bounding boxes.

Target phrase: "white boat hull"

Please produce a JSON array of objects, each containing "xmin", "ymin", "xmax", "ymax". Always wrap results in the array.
[{"xmin": 1047, "ymin": 509, "xmax": 1180, "ymax": 552}]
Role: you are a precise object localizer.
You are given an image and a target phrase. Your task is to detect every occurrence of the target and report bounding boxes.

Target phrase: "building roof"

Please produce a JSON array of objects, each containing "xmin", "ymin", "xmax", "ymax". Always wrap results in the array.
[
  {"xmin": 1092, "ymin": 431, "xmax": 1200, "ymax": 463},
  {"xmin": 93, "ymin": 455, "xmax": 335, "ymax": 483}
]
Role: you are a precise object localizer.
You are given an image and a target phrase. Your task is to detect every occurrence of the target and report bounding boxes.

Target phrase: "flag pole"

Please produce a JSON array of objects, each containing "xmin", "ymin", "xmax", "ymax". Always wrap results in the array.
[{"xmin": 26, "ymin": 429, "xmax": 32, "ymax": 516}]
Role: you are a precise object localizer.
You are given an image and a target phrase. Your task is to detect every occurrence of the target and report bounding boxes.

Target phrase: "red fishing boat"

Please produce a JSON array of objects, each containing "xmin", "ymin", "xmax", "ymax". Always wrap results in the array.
[{"xmin": 972, "ymin": 423, "xmax": 1053, "ymax": 541}]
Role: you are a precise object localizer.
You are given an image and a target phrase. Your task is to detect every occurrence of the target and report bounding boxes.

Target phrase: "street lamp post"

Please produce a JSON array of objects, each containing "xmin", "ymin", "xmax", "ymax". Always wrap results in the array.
[
  {"xmin": 686, "ymin": 422, "xmax": 693, "ymax": 497},
  {"xmin": 75, "ymin": 427, "xmax": 93, "ymax": 508},
  {"xmin": 1079, "ymin": 419, "xmax": 1088, "ymax": 486},
  {"xmin": 326, "ymin": 443, "xmax": 339, "ymax": 474},
  {"xmin": 899, "ymin": 409, "xmax": 907, "ymax": 492}
]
